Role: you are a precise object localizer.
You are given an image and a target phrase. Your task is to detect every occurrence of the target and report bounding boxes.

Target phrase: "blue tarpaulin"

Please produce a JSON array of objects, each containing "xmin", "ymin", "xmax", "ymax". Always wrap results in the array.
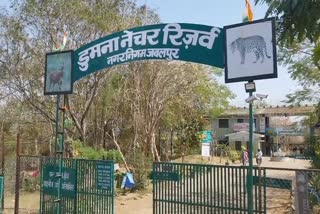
[{"xmin": 121, "ymin": 172, "xmax": 135, "ymax": 189}]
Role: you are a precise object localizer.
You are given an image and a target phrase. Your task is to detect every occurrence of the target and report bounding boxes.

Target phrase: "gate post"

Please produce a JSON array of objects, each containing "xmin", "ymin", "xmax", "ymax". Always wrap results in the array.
[
  {"xmin": 258, "ymin": 166, "xmax": 262, "ymax": 214},
  {"xmin": 73, "ymin": 159, "xmax": 78, "ymax": 214},
  {"xmin": 14, "ymin": 132, "xmax": 21, "ymax": 214},
  {"xmin": 1, "ymin": 129, "xmax": 4, "ymax": 211}
]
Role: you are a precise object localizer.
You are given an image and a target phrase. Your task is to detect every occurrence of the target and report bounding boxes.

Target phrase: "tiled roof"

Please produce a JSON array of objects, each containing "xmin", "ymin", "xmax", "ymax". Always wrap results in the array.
[{"xmin": 220, "ymin": 105, "xmax": 316, "ymax": 117}]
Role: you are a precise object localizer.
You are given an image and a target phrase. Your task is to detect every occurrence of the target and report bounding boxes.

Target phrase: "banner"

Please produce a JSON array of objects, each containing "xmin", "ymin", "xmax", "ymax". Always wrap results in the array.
[
  {"xmin": 73, "ymin": 23, "xmax": 224, "ymax": 81},
  {"xmin": 233, "ymin": 123, "xmax": 250, "ymax": 131},
  {"xmin": 199, "ymin": 130, "xmax": 213, "ymax": 144}
]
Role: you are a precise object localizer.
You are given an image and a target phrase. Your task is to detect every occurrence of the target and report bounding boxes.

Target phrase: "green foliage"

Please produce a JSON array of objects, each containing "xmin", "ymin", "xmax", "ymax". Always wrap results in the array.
[
  {"xmin": 176, "ymin": 119, "xmax": 203, "ymax": 152},
  {"xmin": 73, "ymin": 140, "xmax": 103, "ymax": 159},
  {"xmin": 64, "ymin": 118, "xmax": 74, "ymax": 129},
  {"xmin": 229, "ymin": 150, "xmax": 241, "ymax": 163},
  {"xmin": 305, "ymin": 135, "xmax": 320, "ymax": 169},
  {"xmin": 72, "ymin": 140, "xmax": 123, "ymax": 162},
  {"xmin": 255, "ymin": 0, "xmax": 320, "ymax": 44},
  {"xmin": 256, "ymin": 0, "xmax": 320, "ymax": 106},
  {"xmin": 309, "ymin": 174, "xmax": 320, "ymax": 206},
  {"xmin": 23, "ymin": 175, "xmax": 40, "ymax": 192},
  {"xmin": 129, "ymin": 149, "xmax": 153, "ymax": 190},
  {"xmin": 103, "ymin": 149, "xmax": 123, "ymax": 163},
  {"xmin": 313, "ymin": 44, "xmax": 320, "ymax": 69}
]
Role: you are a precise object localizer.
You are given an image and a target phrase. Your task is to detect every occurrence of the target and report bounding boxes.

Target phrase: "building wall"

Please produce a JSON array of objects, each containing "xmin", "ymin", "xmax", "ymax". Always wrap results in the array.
[{"xmin": 212, "ymin": 116, "xmax": 265, "ymax": 141}]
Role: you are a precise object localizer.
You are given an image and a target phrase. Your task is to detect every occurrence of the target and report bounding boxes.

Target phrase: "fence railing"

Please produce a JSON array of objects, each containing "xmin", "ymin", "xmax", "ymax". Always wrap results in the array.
[
  {"xmin": 262, "ymin": 167, "xmax": 320, "ymax": 214},
  {"xmin": 152, "ymin": 162, "xmax": 266, "ymax": 214},
  {"xmin": 11, "ymin": 155, "xmax": 115, "ymax": 214}
]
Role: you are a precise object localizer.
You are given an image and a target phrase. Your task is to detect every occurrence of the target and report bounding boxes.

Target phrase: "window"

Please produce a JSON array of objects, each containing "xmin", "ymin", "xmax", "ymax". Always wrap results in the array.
[
  {"xmin": 237, "ymin": 119, "xmax": 244, "ymax": 123},
  {"xmin": 235, "ymin": 141, "xmax": 242, "ymax": 151},
  {"xmin": 219, "ymin": 119, "xmax": 229, "ymax": 128},
  {"xmin": 254, "ymin": 118, "xmax": 257, "ymax": 128}
]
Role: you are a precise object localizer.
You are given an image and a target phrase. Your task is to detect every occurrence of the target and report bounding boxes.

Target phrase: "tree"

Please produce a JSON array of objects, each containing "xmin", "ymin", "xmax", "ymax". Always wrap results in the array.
[
  {"xmin": 0, "ymin": 0, "xmax": 233, "ymax": 166},
  {"xmin": 255, "ymin": 0, "xmax": 320, "ymax": 169},
  {"xmin": 105, "ymin": 62, "xmax": 232, "ymax": 161},
  {"xmin": 0, "ymin": 0, "xmax": 158, "ymax": 144},
  {"xmin": 255, "ymin": 0, "xmax": 320, "ymax": 44},
  {"xmin": 255, "ymin": 0, "xmax": 320, "ymax": 100},
  {"xmin": 255, "ymin": 0, "xmax": 320, "ymax": 115}
]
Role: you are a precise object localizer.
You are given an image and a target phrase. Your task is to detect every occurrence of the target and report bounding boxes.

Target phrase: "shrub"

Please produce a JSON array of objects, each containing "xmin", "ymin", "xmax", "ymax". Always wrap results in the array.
[
  {"xmin": 229, "ymin": 150, "xmax": 240, "ymax": 163},
  {"xmin": 23, "ymin": 175, "xmax": 40, "ymax": 192},
  {"xmin": 129, "ymin": 149, "xmax": 153, "ymax": 190},
  {"xmin": 102, "ymin": 149, "xmax": 123, "ymax": 163}
]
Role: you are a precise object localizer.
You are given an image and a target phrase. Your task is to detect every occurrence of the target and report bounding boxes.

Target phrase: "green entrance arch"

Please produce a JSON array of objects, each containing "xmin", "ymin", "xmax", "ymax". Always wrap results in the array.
[
  {"xmin": 43, "ymin": 18, "xmax": 277, "ymax": 214},
  {"xmin": 43, "ymin": 22, "xmax": 225, "ymax": 214},
  {"xmin": 73, "ymin": 23, "xmax": 224, "ymax": 82}
]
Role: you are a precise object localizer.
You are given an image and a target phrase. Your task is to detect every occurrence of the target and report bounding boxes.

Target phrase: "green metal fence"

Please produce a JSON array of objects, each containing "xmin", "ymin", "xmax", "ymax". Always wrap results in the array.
[
  {"xmin": 152, "ymin": 162, "xmax": 266, "ymax": 214},
  {"xmin": 262, "ymin": 167, "xmax": 320, "ymax": 213},
  {"xmin": 40, "ymin": 157, "xmax": 114, "ymax": 214}
]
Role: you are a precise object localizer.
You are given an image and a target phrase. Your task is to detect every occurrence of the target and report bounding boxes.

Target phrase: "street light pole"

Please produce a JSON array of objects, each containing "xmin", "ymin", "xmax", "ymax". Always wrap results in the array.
[
  {"xmin": 244, "ymin": 81, "xmax": 256, "ymax": 214},
  {"xmin": 170, "ymin": 128, "xmax": 173, "ymax": 160},
  {"xmin": 158, "ymin": 128, "xmax": 161, "ymax": 158},
  {"xmin": 248, "ymin": 90, "xmax": 254, "ymax": 214}
]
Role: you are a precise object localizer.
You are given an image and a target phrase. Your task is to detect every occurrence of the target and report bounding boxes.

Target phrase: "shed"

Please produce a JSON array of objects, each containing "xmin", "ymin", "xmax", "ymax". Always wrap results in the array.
[{"xmin": 225, "ymin": 131, "xmax": 264, "ymax": 152}]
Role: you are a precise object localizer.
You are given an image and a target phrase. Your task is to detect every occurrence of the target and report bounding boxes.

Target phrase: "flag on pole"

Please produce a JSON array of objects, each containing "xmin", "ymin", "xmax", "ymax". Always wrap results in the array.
[
  {"xmin": 62, "ymin": 32, "xmax": 68, "ymax": 49},
  {"xmin": 243, "ymin": 0, "xmax": 253, "ymax": 22},
  {"xmin": 53, "ymin": 32, "xmax": 68, "ymax": 51}
]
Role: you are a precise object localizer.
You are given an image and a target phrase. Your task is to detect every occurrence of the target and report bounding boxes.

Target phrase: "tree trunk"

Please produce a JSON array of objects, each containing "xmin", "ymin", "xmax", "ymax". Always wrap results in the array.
[
  {"xmin": 151, "ymin": 132, "xmax": 160, "ymax": 161},
  {"xmin": 111, "ymin": 129, "xmax": 129, "ymax": 172}
]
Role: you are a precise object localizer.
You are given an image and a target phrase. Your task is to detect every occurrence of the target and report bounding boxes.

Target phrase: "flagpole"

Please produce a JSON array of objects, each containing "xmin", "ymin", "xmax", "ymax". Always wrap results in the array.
[
  {"xmin": 243, "ymin": 1, "xmax": 254, "ymax": 214},
  {"xmin": 145, "ymin": 0, "xmax": 147, "ymax": 24}
]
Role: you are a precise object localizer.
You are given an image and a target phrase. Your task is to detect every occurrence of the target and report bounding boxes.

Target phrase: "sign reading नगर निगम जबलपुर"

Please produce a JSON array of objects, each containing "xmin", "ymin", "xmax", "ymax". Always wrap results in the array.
[{"xmin": 73, "ymin": 23, "xmax": 225, "ymax": 81}]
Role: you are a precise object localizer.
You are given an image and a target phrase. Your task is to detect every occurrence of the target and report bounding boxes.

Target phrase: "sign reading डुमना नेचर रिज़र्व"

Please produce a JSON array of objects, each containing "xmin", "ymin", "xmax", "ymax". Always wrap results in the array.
[
  {"xmin": 73, "ymin": 23, "xmax": 225, "ymax": 81},
  {"xmin": 224, "ymin": 18, "xmax": 277, "ymax": 83}
]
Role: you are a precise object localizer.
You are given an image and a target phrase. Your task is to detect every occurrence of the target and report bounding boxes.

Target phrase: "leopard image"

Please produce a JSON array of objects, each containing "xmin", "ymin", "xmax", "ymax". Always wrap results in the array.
[{"xmin": 230, "ymin": 35, "xmax": 271, "ymax": 64}]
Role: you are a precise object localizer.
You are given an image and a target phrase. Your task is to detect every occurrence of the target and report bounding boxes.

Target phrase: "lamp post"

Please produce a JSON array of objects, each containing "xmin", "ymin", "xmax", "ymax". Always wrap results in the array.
[
  {"xmin": 245, "ymin": 81, "xmax": 255, "ymax": 214},
  {"xmin": 170, "ymin": 128, "xmax": 173, "ymax": 160},
  {"xmin": 244, "ymin": 81, "xmax": 268, "ymax": 214}
]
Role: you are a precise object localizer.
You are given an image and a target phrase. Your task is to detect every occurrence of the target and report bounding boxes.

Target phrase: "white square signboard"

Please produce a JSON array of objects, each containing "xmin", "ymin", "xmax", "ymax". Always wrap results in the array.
[{"xmin": 224, "ymin": 18, "xmax": 277, "ymax": 83}]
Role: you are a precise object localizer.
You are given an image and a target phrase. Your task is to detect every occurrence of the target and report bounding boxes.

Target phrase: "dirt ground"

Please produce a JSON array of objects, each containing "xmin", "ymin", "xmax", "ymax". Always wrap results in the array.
[
  {"xmin": 114, "ymin": 157, "xmax": 311, "ymax": 214},
  {"xmin": 3, "ymin": 156, "xmax": 311, "ymax": 214}
]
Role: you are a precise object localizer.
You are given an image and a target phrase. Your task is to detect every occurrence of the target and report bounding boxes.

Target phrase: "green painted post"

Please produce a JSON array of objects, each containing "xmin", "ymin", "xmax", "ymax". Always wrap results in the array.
[
  {"xmin": 56, "ymin": 94, "xmax": 61, "ymax": 214},
  {"xmin": 39, "ymin": 157, "xmax": 43, "ymax": 213},
  {"xmin": 57, "ymin": 95, "xmax": 66, "ymax": 214},
  {"xmin": 54, "ymin": 95, "xmax": 61, "ymax": 159},
  {"xmin": 248, "ymin": 90, "xmax": 254, "ymax": 214}
]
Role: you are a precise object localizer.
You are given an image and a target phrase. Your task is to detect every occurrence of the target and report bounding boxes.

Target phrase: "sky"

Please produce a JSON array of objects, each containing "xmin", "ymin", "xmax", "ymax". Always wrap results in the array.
[
  {"xmin": 0, "ymin": 0, "xmax": 301, "ymax": 107},
  {"xmin": 135, "ymin": 0, "xmax": 301, "ymax": 107}
]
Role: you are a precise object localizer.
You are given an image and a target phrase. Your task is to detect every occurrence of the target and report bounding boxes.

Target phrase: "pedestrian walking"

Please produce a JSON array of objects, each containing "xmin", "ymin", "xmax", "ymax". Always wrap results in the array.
[
  {"xmin": 242, "ymin": 149, "xmax": 248, "ymax": 166},
  {"xmin": 256, "ymin": 149, "xmax": 263, "ymax": 166}
]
